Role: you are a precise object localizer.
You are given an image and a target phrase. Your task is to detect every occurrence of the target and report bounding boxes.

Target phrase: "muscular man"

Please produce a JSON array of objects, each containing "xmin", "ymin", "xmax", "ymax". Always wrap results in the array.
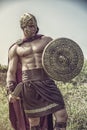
[{"xmin": 6, "ymin": 13, "xmax": 68, "ymax": 130}]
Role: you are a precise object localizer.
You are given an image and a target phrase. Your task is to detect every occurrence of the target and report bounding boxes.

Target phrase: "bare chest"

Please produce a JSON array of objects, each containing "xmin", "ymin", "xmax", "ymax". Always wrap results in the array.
[{"xmin": 16, "ymin": 40, "xmax": 45, "ymax": 57}]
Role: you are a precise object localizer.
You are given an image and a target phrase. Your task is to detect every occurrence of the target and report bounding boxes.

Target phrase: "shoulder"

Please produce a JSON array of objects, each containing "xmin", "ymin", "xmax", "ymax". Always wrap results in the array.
[
  {"xmin": 8, "ymin": 39, "xmax": 23, "ymax": 57},
  {"xmin": 41, "ymin": 35, "xmax": 53, "ymax": 44},
  {"xmin": 8, "ymin": 44, "xmax": 17, "ymax": 59},
  {"xmin": 9, "ymin": 39, "xmax": 23, "ymax": 50},
  {"xmin": 9, "ymin": 43, "xmax": 17, "ymax": 53},
  {"xmin": 41, "ymin": 35, "xmax": 53, "ymax": 41}
]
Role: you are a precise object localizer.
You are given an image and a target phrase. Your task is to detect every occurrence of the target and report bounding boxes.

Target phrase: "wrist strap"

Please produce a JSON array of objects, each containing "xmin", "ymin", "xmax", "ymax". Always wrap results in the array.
[
  {"xmin": 6, "ymin": 81, "xmax": 17, "ymax": 95},
  {"xmin": 54, "ymin": 122, "xmax": 67, "ymax": 130}
]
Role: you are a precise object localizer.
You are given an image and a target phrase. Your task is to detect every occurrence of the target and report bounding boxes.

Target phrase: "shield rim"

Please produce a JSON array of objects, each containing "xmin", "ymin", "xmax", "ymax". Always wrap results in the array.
[{"xmin": 42, "ymin": 37, "xmax": 84, "ymax": 82}]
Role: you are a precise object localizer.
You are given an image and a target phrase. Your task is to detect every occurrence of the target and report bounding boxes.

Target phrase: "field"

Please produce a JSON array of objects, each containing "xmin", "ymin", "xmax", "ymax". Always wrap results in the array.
[{"xmin": 0, "ymin": 69, "xmax": 87, "ymax": 130}]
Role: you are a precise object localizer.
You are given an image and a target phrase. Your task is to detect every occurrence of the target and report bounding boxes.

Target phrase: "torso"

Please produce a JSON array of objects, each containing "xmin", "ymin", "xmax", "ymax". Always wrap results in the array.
[{"xmin": 16, "ymin": 36, "xmax": 52, "ymax": 70}]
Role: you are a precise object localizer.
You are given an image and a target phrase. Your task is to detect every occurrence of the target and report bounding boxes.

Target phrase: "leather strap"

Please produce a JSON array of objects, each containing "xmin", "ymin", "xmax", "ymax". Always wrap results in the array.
[
  {"xmin": 54, "ymin": 122, "xmax": 67, "ymax": 130},
  {"xmin": 31, "ymin": 125, "xmax": 40, "ymax": 130}
]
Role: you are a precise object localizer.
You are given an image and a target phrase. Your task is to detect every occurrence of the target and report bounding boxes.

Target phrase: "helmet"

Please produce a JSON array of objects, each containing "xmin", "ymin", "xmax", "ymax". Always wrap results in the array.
[{"xmin": 20, "ymin": 13, "xmax": 38, "ymax": 29}]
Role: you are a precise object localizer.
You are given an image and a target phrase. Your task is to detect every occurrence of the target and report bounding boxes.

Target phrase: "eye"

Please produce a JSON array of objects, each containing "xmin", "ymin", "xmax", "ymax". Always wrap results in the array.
[{"xmin": 21, "ymin": 25, "xmax": 26, "ymax": 30}]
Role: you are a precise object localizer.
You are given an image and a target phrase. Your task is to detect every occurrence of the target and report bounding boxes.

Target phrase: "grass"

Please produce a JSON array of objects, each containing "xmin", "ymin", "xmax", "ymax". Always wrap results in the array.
[
  {"xmin": 57, "ymin": 82, "xmax": 87, "ymax": 130},
  {"xmin": 0, "ymin": 85, "xmax": 14, "ymax": 130},
  {"xmin": 0, "ymin": 80, "xmax": 87, "ymax": 130}
]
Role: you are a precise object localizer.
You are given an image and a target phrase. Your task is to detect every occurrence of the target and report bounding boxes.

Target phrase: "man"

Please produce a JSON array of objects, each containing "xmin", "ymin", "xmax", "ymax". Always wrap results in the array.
[{"xmin": 6, "ymin": 13, "xmax": 68, "ymax": 130}]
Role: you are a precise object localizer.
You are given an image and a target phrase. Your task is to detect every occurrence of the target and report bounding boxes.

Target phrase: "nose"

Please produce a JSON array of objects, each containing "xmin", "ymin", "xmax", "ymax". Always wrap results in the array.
[
  {"xmin": 24, "ymin": 27, "xmax": 30, "ymax": 32},
  {"xmin": 24, "ymin": 26, "xmax": 29, "ymax": 30}
]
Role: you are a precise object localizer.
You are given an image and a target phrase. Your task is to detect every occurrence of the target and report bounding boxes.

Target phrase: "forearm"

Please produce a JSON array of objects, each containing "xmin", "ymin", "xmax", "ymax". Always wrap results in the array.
[
  {"xmin": 6, "ymin": 81, "xmax": 17, "ymax": 95},
  {"xmin": 6, "ymin": 71, "xmax": 17, "ymax": 95},
  {"xmin": 6, "ymin": 44, "xmax": 18, "ymax": 95}
]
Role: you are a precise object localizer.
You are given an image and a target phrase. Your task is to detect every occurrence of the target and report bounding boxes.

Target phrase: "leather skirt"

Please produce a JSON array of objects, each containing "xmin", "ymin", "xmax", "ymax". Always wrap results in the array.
[{"xmin": 21, "ymin": 68, "xmax": 65, "ymax": 117}]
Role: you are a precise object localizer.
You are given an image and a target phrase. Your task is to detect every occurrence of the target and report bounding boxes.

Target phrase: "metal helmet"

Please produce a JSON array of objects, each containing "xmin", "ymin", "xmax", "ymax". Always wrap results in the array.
[{"xmin": 20, "ymin": 13, "xmax": 38, "ymax": 30}]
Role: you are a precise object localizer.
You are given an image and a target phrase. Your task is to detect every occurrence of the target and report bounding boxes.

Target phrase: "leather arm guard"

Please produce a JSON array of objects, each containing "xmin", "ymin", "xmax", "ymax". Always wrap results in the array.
[{"xmin": 6, "ymin": 81, "xmax": 17, "ymax": 95}]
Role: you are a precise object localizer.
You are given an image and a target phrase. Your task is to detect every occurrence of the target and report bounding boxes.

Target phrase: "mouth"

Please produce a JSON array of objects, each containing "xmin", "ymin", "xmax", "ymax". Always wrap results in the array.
[{"xmin": 25, "ymin": 32, "xmax": 36, "ymax": 38}]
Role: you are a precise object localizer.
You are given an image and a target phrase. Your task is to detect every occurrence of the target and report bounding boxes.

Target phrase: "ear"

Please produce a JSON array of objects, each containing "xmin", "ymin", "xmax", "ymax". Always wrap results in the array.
[{"xmin": 36, "ymin": 27, "xmax": 39, "ymax": 33}]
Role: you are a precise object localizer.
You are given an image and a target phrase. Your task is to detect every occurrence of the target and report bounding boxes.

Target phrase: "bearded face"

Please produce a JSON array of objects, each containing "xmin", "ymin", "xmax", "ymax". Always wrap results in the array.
[{"xmin": 20, "ymin": 13, "xmax": 39, "ymax": 38}]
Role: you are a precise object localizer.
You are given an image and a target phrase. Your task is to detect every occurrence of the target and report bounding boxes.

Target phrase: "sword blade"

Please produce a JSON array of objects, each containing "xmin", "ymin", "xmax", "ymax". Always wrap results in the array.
[{"xmin": 12, "ymin": 82, "xmax": 23, "ymax": 97}]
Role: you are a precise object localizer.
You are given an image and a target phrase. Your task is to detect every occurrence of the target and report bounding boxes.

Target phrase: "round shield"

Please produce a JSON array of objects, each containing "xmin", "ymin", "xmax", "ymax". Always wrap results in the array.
[{"xmin": 42, "ymin": 38, "xmax": 84, "ymax": 82}]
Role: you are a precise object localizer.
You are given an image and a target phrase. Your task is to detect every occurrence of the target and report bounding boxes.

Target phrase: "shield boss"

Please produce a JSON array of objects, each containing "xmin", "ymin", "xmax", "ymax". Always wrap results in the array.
[{"xmin": 42, "ymin": 38, "xmax": 84, "ymax": 82}]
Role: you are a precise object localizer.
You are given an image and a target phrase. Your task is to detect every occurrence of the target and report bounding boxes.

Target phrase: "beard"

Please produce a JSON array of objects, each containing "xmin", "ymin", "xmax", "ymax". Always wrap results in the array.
[{"xmin": 24, "ymin": 30, "xmax": 37, "ymax": 38}]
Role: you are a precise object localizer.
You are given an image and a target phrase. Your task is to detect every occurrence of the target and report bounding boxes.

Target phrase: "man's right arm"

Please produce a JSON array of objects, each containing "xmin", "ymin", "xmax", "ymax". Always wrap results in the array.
[{"xmin": 6, "ymin": 45, "xmax": 18, "ymax": 100}]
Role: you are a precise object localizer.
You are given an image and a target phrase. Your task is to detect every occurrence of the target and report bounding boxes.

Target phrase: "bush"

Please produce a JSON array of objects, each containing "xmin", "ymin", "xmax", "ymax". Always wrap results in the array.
[
  {"xmin": 0, "ymin": 64, "xmax": 7, "ymax": 73},
  {"xmin": 57, "ymin": 82, "xmax": 87, "ymax": 130},
  {"xmin": 0, "ymin": 85, "xmax": 13, "ymax": 130}
]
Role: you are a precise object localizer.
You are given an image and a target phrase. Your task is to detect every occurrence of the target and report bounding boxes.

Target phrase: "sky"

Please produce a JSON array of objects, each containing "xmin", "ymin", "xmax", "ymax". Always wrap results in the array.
[{"xmin": 0, "ymin": 0, "xmax": 87, "ymax": 65}]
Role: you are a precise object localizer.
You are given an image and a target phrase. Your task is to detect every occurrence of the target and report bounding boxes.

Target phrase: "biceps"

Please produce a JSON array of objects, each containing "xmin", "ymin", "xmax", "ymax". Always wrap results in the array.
[{"xmin": 8, "ymin": 56, "xmax": 18, "ymax": 74}]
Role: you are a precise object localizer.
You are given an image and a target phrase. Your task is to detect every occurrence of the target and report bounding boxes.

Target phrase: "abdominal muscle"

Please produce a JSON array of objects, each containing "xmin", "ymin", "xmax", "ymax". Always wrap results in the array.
[{"xmin": 21, "ymin": 53, "xmax": 43, "ymax": 70}]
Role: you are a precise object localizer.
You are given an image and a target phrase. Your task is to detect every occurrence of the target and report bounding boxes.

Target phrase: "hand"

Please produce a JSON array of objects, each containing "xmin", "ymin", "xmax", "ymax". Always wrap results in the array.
[{"xmin": 8, "ymin": 94, "xmax": 20, "ymax": 103}]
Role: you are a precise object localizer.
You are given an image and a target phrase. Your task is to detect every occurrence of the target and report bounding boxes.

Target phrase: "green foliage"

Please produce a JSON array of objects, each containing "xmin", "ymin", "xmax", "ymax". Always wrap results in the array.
[
  {"xmin": 0, "ymin": 82, "xmax": 87, "ymax": 130},
  {"xmin": 0, "ymin": 72, "xmax": 7, "ymax": 86},
  {"xmin": 0, "ymin": 64, "xmax": 7, "ymax": 72},
  {"xmin": 57, "ymin": 82, "xmax": 87, "ymax": 130},
  {"xmin": 0, "ymin": 85, "xmax": 13, "ymax": 130},
  {"xmin": 0, "ymin": 60, "xmax": 87, "ymax": 130},
  {"xmin": 71, "ymin": 59, "xmax": 87, "ymax": 85}
]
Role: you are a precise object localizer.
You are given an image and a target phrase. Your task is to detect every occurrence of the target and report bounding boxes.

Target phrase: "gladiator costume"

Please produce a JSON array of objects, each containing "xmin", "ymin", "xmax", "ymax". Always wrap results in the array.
[
  {"xmin": 22, "ymin": 68, "xmax": 65, "ymax": 117},
  {"xmin": 7, "ymin": 13, "xmax": 85, "ymax": 130},
  {"xmin": 7, "ymin": 13, "xmax": 84, "ymax": 130},
  {"xmin": 8, "ymin": 34, "xmax": 65, "ymax": 130}
]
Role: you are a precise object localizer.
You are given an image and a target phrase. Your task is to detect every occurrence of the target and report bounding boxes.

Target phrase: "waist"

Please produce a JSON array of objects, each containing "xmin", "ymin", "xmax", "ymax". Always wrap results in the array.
[{"xmin": 22, "ymin": 68, "xmax": 50, "ymax": 82}]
